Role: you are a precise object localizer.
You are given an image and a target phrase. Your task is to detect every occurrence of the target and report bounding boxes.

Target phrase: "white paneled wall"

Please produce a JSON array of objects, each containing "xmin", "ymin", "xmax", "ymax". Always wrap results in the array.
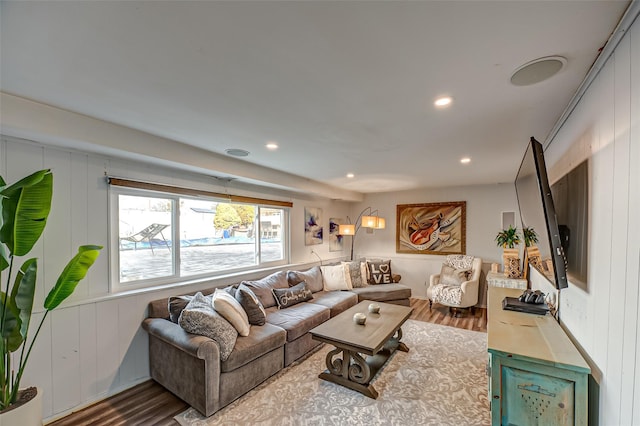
[
  {"xmin": 543, "ymin": 16, "xmax": 640, "ymax": 425},
  {"xmin": 0, "ymin": 137, "xmax": 350, "ymax": 421}
]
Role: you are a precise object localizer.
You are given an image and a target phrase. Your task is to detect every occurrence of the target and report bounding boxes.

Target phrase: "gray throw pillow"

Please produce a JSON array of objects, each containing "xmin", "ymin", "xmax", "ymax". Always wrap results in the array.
[
  {"xmin": 241, "ymin": 270, "xmax": 289, "ymax": 308},
  {"xmin": 366, "ymin": 260, "xmax": 393, "ymax": 284},
  {"xmin": 439, "ymin": 264, "xmax": 471, "ymax": 286},
  {"xmin": 342, "ymin": 261, "xmax": 366, "ymax": 288},
  {"xmin": 168, "ymin": 295, "xmax": 193, "ymax": 323},
  {"xmin": 178, "ymin": 292, "xmax": 238, "ymax": 361},
  {"xmin": 287, "ymin": 266, "xmax": 324, "ymax": 293},
  {"xmin": 272, "ymin": 282, "xmax": 313, "ymax": 309},
  {"xmin": 235, "ymin": 283, "xmax": 267, "ymax": 325}
]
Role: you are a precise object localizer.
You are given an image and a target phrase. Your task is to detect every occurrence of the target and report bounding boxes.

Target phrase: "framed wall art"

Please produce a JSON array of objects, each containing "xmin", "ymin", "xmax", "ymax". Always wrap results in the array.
[
  {"xmin": 396, "ymin": 201, "xmax": 466, "ymax": 255},
  {"xmin": 304, "ymin": 207, "xmax": 323, "ymax": 245}
]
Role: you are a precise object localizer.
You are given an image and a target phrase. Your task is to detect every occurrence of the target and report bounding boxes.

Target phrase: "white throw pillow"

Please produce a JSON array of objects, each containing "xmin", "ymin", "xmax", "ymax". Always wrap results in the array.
[
  {"xmin": 213, "ymin": 288, "xmax": 251, "ymax": 337},
  {"xmin": 321, "ymin": 264, "xmax": 352, "ymax": 291}
]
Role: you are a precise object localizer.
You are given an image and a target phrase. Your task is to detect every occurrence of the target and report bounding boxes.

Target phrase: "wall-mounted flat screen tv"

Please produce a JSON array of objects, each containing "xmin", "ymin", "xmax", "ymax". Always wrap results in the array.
[{"xmin": 515, "ymin": 137, "xmax": 568, "ymax": 289}]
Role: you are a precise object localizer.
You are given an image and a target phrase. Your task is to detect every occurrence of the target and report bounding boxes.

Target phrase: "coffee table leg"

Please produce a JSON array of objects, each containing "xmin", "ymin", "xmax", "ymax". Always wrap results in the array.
[
  {"xmin": 395, "ymin": 327, "xmax": 410, "ymax": 352},
  {"xmin": 321, "ymin": 347, "xmax": 378, "ymax": 399}
]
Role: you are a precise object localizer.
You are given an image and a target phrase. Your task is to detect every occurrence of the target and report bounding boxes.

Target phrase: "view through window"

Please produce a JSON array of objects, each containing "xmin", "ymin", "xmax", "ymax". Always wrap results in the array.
[{"xmin": 116, "ymin": 191, "xmax": 287, "ymax": 287}]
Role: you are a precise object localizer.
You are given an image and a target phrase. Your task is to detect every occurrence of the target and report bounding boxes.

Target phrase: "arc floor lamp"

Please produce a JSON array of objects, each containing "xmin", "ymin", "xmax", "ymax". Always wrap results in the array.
[{"xmin": 338, "ymin": 207, "xmax": 385, "ymax": 261}]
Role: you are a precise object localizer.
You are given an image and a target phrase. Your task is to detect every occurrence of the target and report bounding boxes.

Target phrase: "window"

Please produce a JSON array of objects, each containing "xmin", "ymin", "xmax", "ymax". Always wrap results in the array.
[{"xmin": 111, "ymin": 186, "xmax": 289, "ymax": 291}]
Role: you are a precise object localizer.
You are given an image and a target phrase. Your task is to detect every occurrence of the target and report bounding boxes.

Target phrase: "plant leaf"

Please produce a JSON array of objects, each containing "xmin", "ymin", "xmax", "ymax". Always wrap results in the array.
[
  {"xmin": 0, "ymin": 169, "xmax": 52, "ymax": 256},
  {"xmin": 11, "ymin": 258, "xmax": 38, "ymax": 341},
  {"xmin": 0, "ymin": 244, "xmax": 8, "ymax": 271},
  {"xmin": 0, "ymin": 292, "xmax": 23, "ymax": 353},
  {"xmin": 44, "ymin": 245, "xmax": 102, "ymax": 310}
]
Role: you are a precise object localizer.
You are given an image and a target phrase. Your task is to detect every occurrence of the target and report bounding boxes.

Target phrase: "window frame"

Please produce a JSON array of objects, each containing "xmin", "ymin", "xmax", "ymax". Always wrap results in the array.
[{"xmin": 109, "ymin": 185, "xmax": 290, "ymax": 293}]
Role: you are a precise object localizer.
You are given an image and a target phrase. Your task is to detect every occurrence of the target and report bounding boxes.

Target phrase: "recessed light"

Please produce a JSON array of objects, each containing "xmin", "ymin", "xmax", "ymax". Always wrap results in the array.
[
  {"xmin": 434, "ymin": 96, "xmax": 452, "ymax": 107},
  {"xmin": 266, "ymin": 142, "xmax": 279, "ymax": 150},
  {"xmin": 460, "ymin": 157, "xmax": 471, "ymax": 164},
  {"xmin": 346, "ymin": 173, "xmax": 355, "ymax": 178},
  {"xmin": 225, "ymin": 148, "xmax": 250, "ymax": 157}
]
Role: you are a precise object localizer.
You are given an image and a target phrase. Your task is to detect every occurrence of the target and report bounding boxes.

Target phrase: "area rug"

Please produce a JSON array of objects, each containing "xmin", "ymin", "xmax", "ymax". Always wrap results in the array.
[{"xmin": 174, "ymin": 320, "xmax": 490, "ymax": 426}]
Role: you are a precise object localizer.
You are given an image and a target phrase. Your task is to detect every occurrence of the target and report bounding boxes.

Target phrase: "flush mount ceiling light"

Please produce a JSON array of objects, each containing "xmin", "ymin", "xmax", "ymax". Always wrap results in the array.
[
  {"xmin": 225, "ymin": 148, "xmax": 250, "ymax": 157},
  {"xmin": 265, "ymin": 142, "xmax": 279, "ymax": 150},
  {"xmin": 510, "ymin": 56, "xmax": 567, "ymax": 86},
  {"xmin": 434, "ymin": 96, "xmax": 452, "ymax": 108},
  {"xmin": 346, "ymin": 173, "xmax": 355, "ymax": 178},
  {"xmin": 460, "ymin": 157, "xmax": 471, "ymax": 164}
]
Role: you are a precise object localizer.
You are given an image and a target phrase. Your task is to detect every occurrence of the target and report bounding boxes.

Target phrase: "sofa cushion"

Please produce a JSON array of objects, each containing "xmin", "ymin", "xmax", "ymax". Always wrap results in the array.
[
  {"xmin": 213, "ymin": 289, "xmax": 251, "ymax": 337},
  {"xmin": 266, "ymin": 303, "xmax": 330, "ymax": 342},
  {"xmin": 272, "ymin": 282, "xmax": 313, "ymax": 309},
  {"xmin": 342, "ymin": 261, "xmax": 367, "ymax": 288},
  {"xmin": 366, "ymin": 259, "xmax": 394, "ymax": 284},
  {"xmin": 240, "ymin": 270, "xmax": 289, "ymax": 309},
  {"xmin": 321, "ymin": 264, "xmax": 352, "ymax": 291},
  {"xmin": 307, "ymin": 290, "xmax": 357, "ymax": 317},
  {"xmin": 220, "ymin": 322, "xmax": 286, "ymax": 373},
  {"xmin": 287, "ymin": 266, "xmax": 323, "ymax": 293},
  {"xmin": 178, "ymin": 292, "xmax": 238, "ymax": 361},
  {"xmin": 349, "ymin": 283, "xmax": 412, "ymax": 303},
  {"xmin": 235, "ymin": 284, "xmax": 267, "ymax": 326}
]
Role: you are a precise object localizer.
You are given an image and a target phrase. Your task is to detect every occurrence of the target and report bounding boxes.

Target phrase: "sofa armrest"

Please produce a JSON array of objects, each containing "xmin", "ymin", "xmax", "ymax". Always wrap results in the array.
[{"xmin": 143, "ymin": 318, "xmax": 221, "ymax": 361}]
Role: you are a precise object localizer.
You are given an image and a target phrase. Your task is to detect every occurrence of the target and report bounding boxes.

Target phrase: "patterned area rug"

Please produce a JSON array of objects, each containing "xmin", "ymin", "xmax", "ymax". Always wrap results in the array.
[{"xmin": 174, "ymin": 320, "xmax": 490, "ymax": 426}]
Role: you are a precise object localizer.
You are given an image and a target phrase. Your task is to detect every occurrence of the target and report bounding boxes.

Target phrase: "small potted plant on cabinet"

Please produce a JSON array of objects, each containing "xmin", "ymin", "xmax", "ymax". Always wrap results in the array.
[
  {"xmin": 0, "ymin": 169, "xmax": 102, "ymax": 425},
  {"xmin": 495, "ymin": 225, "xmax": 522, "ymax": 278}
]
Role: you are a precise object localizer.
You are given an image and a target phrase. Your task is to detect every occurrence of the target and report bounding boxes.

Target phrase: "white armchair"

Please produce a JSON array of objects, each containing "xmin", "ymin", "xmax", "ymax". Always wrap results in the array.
[{"xmin": 427, "ymin": 256, "xmax": 482, "ymax": 316}]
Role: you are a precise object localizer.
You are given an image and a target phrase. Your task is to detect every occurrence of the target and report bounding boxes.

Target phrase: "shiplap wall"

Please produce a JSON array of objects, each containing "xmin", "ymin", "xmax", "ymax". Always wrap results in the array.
[
  {"xmin": 0, "ymin": 137, "xmax": 350, "ymax": 421},
  {"xmin": 534, "ymin": 16, "xmax": 639, "ymax": 425}
]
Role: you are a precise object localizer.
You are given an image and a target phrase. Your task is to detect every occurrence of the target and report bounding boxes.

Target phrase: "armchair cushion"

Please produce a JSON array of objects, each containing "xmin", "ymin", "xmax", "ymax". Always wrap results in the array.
[{"xmin": 439, "ymin": 264, "xmax": 471, "ymax": 286}]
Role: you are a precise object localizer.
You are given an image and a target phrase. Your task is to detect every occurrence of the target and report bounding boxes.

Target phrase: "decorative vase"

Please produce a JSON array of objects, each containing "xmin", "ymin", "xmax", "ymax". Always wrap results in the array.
[
  {"xmin": 502, "ymin": 248, "xmax": 521, "ymax": 278},
  {"xmin": 353, "ymin": 312, "xmax": 366, "ymax": 325},
  {"xmin": 0, "ymin": 387, "xmax": 42, "ymax": 426}
]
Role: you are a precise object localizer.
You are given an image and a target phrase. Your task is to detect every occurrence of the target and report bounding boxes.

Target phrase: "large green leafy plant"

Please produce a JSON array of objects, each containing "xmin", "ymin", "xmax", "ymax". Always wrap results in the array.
[
  {"xmin": 0, "ymin": 169, "xmax": 102, "ymax": 410},
  {"xmin": 495, "ymin": 225, "xmax": 521, "ymax": 249}
]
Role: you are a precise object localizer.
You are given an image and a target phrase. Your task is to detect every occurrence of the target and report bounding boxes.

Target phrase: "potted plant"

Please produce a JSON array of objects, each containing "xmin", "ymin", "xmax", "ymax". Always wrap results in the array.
[
  {"xmin": 522, "ymin": 226, "xmax": 541, "ymax": 277},
  {"xmin": 0, "ymin": 169, "xmax": 102, "ymax": 424},
  {"xmin": 495, "ymin": 226, "xmax": 521, "ymax": 278}
]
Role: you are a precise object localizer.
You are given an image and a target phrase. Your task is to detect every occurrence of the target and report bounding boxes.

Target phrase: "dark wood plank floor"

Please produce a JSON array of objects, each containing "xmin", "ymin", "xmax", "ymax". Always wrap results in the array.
[{"xmin": 48, "ymin": 298, "xmax": 486, "ymax": 426}]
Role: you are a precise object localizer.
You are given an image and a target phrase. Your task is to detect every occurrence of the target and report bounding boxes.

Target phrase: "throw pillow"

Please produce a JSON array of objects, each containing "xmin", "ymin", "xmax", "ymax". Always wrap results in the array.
[
  {"xmin": 287, "ymin": 266, "xmax": 323, "ymax": 293},
  {"xmin": 342, "ymin": 261, "xmax": 366, "ymax": 288},
  {"xmin": 439, "ymin": 264, "xmax": 471, "ymax": 286},
  {"xmin": 213, "ymin": 288, "xmax": 251, "ymax": 337},
  {"xmin": 179, "ymin": 292, "xmax": 238, "ymax": 361},
  {"xmin": 240, "ymin": 270, "xmax": 289, "ymax": 308},
  {"xmin": 168, "ymin": 295, "xmax": 193, "ymax": 323},
  {"xmin": 320, "ymin": 264, "xmax": 352, "ymax": 291},
  {"xmin": 366, "ymin": 260, "xmax": 393, "ymax": 284},
  {"xmin": 235, "ymin": 283, "xmax": 267, "ymax": 326},
  {"xmin": 272, "ymin": 282, "xmax": 313, "ymax": 309}
]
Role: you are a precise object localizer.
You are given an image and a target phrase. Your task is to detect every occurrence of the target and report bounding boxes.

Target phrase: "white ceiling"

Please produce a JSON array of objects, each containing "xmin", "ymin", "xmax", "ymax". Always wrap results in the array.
[{"xmin": 0, "ymin": 1, "xmax": 630, "ymax": 194}]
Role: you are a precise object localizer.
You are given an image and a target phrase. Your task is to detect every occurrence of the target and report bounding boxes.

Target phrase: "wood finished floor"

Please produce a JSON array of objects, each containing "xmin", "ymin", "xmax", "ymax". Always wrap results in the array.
[{"xmin": 48, "ymin": 298, "xmax": 487, "ymax": 426}]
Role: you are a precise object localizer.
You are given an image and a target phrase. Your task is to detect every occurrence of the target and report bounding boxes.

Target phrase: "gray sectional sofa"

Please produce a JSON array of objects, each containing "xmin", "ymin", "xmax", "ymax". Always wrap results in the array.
[{"xmin": 142, "ymin": 265, "xmax": 411, "ymax": 417}]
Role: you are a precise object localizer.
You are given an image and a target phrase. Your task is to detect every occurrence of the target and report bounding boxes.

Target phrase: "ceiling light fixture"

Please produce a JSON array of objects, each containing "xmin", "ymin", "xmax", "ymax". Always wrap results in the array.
[
  {"xmin": 460, "ymin": 157, "xmax": 471, "ymax": 164},
  {"xmin": 266, "ymin": 142, "xmax": 279, "ymax": 150},
  {"xmin": 346, "ymin": 173, "xmax": 355, "ymax": 178},
  {"xmin": 511, "ymin": 56, "xmax": 567, "ymax": 86},
  {"xmin": 225, "ymin": 148, "xmax": 250, "ymax": 157},
  {"xmin": 434, "ymin": 96, "xmax": 452, "ymax": 107}
]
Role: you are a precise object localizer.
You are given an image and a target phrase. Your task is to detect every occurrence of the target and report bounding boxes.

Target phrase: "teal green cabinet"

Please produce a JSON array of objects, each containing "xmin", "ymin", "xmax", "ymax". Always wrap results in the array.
[{"xmin": 487, "ymin": 287, "xmax": 590, "ymax": 426}]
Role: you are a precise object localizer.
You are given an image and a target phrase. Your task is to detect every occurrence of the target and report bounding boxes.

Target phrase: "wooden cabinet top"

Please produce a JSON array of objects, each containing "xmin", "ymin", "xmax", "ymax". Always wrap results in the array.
[{"xmin": 488, "ymin": 287, "xmax": 590, "ymax": 373}]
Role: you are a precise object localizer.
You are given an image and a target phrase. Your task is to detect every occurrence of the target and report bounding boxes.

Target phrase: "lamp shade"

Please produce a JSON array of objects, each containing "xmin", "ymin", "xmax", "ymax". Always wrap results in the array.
[
  {"xmin": 374, "ymin": 217, "xmax": 386, "ymax": 229},
  {"xmin": 361, "ymin": 216, "xmax": 378, "ymax": 228},
  {"xmin": 338, "ymin": 224, "xmax": 355, "ymax": 235}
]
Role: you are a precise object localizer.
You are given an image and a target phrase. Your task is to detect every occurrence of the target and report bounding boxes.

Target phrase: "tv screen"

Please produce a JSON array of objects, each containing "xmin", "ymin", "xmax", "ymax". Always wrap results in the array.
[{"xmin": 515, "ymin": 137, "xmax": 568, "ymax": 289}]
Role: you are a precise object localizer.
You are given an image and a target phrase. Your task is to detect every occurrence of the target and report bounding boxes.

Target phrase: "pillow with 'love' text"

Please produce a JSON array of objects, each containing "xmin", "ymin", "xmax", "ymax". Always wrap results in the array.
[{"xmin": 366, "ymin": 260, "xmax": 393, "ymax": 284}]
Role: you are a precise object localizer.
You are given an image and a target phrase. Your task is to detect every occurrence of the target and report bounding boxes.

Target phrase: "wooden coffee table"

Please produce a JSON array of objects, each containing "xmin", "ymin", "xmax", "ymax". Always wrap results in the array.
[{"xmin": 309, "ymin": 300, "xmax": 413, "ymax": 398}]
